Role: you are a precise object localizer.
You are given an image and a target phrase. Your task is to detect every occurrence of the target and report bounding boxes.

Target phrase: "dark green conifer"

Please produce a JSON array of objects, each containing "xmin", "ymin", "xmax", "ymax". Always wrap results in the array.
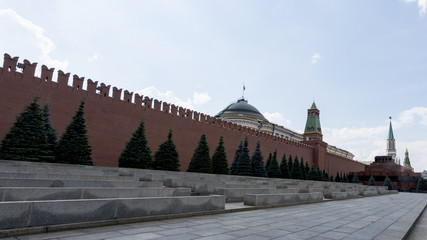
[
  {"xmin": 384, "ymin": 176, "xmax": 393, "ymax": 190},
  {"xmin": 212, "ymin": 136, "xmax": 229, "ymax": 174},
  {"xmin": 330, "ymin": 176, "xmax": 334, "ymax": 182},
  {"xmin": 416, "ymin": 177, "xmax": 427, "ymax": 191},
  {"xmin": 308, "ymin": 164, "xmax": 316, "ymax": 180},
  {"xmin": 352, "ymin": 172, "xmax": 360, "ymax": 183},
  {"xmin": 267, "ymin": 150, "xmax": 281, "ymax": 178},
  {"xmin": 280, "ymin": 154, "xmax": 290, "ymax": 178},
  {"xmin": 230, "ymin": 141, "xmax": 243, "ymax": 175},
  {"xmin": 324, "ymin": 171, "xmax": 329, "ymax": 181},
  {"xmin": 42, "ymin": 103, "xmax": 57, "ymax": 157},
  {"xmin": 335, "ymin": 172, "xmax": 341, "ymax": 182},
  {"xmin": 187, "ymin": 134, "xmax": 212, "ymax": 173},
  {"xmin": 265, "ymin": 153, "xmax": 272, "ymax": 172},
  {"xmin": 368, "ymin": 176, "xmax": 376, "ymax": 186},
  {"xmin": 288, "ymin": 154, "xmax": 293, "ymax": 174},
  {"xmin": 319, "ymin": 169, "xmax": 325, "ymax": 181},
  {"xmin": 55, "ymin": 101, "xmax": 92, "ymax": 165},
  {"xmin": 251, "ymin": 141, "xmax": 266, "ymax": 177},
  {"xmin": 344, "ymin": 173, "xmax": 349, "ymax": 183},
  {"xmin": 300, "ymin": 157, "xmax": 307, "ymax": 180},
  {"xmin": 316, "ymin": 167, "xmax": 322, "ymax": 181},
  {"xmin": 118, "ymin": 120, "xmax": 151, "ymax": 168},
  {"xmin": 0, "ymin": 97, "xmax": 53, "ymax": 162},
  {"xmin": 236, "ymin": 137, "xmax": 252, "ymax": 176},
  {"xmin": 304, "ymin": 160, "xmax": 310, "ymax": 180},
  {"xmin": 153, "ymin": 130, "xmax": 180, "ymax": 171},
  {"xmin": 291, "ymin": 155, "xmax": 303, "ymax": 179}
]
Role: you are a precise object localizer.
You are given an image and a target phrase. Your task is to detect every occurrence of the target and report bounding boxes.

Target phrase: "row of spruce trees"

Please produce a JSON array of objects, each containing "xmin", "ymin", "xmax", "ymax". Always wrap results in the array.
[
  {"xmin": 0, "ymin": 98, "xmax": 355, "ymax": 182},
  {"xmin": 0, "ymin": 98, "xmax": 92, "ymax": 165},
  {"xmin": 5, "ymin": 98, "xmax": 420, "ymax": 191},
  {"xmin": 184, "ymin": 135, "xmax": 356, "ymax": 183}
]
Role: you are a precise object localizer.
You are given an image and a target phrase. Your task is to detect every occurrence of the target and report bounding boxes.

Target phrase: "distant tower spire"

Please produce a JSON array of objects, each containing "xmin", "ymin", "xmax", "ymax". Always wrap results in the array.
[
  {"xmin": 403, "ymin": 148, "xmax": 413, "ymax": 170},
  {"xmin": 386, "ymin": 117, "xmax": 397, "ymax": 162},
  {"xmin": 303, "ymin": 101, "xmax": 322, "ymax": 141}
]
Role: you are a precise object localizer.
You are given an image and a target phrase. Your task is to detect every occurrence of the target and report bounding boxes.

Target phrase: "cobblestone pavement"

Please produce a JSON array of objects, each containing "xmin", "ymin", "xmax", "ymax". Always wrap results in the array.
[{"xmin": 6, "ymin": 193, "xmax": 427, "ymax": 240}]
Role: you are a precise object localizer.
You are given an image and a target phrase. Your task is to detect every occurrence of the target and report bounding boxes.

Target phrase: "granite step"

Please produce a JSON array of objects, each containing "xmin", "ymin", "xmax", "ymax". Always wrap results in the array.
[{"xmin": 0, "ymin": 187, "xmax": 191, "ymax": 201}]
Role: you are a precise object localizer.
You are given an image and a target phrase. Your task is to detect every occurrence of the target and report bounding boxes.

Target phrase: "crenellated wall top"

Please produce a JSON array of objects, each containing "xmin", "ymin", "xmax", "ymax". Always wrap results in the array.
[{"xmin": 0, "ymin": 53, "xmax": 313, "ymax": 150}]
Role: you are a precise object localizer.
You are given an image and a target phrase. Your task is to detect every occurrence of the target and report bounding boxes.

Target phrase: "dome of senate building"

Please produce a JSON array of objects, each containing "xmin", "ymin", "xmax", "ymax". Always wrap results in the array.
[
  {"xmin": 215, "ymin": 97, "xmax": 304, "ymax": 142},
  {"xmin": 215, "ymin": 98, "xmax": 268, "ymax": 122}
]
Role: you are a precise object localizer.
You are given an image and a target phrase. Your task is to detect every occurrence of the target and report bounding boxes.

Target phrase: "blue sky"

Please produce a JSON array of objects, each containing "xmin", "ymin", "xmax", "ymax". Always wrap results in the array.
[{"xmin": 1, "ymin": 0, "xmax": 426, "ymax": 172}]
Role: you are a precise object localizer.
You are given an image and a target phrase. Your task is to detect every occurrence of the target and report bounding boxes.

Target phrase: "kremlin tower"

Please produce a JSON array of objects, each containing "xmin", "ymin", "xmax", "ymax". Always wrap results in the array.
[{"xmin": 386, "ymin": 117, "xmax": 397, "ymax": 163}]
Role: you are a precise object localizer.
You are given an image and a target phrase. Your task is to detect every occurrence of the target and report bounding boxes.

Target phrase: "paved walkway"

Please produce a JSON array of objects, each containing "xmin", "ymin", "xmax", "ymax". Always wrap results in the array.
[
  {"xmin": 406, "ymin": 197, "xmax": 427, "ymax": 240},
  {"xmin": 5, "ymin": 193, "xmax": 427, "ymax": 240}
]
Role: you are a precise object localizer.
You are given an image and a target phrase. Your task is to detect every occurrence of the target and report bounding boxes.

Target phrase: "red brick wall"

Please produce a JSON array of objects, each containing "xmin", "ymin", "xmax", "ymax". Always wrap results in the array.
[
  {"xmin": 0, "ymin": 54, "xmax": 315, "ymax": 170},
  {"xmin": 326, "ymin": 153, "xmax": 366, "ymax": 177}
]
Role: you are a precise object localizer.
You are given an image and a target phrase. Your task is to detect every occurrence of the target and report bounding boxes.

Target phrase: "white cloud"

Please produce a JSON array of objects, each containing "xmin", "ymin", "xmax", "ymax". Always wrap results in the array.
[
  {"xmin": 0, "ymin": 8, "xmax": 68, "ymax": 70},
  {"xmin": 87, "ymin": 53, "xmax": 99, "ymax": 62},
  {"xmin": 405, "ymin": 0, "xmax": 427, "ymax": 16},
  {"xmin": 193, "ymin": 92, "xmax": 211, "ymax": 106},
  {"xmin": 311, "ymin": 53, "xmax": 321, "ymax": 64},
  {"xmin": 263, "ymin": 112, "xmax": 292, "ymax": 127},
  {"xmin": 397, "ymin": 107, "xmax": 427, "ymax": 127},
  {"xmin": 323, "ymin": 106, "xmax": 427, "ymax": 172},
  {"xmin": 135, "ymin": 86, "xmax": 211, "ymax": 110}
]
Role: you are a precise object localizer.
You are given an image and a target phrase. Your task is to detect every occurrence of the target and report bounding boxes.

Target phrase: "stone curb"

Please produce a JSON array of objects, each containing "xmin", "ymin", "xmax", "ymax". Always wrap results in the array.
[{"xmin": 403, "ymin": 200, "xmax": 427, "ymax": 240}]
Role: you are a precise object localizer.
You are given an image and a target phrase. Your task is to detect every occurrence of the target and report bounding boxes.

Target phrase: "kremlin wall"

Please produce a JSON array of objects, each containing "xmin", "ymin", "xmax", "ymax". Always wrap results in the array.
[{"xmin": 0, "ymin": 53, "xmax": 366, "ymax": 177}]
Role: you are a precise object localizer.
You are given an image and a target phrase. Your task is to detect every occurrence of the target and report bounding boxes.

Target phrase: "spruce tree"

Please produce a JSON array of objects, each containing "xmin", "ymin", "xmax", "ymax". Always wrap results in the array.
[
  {"xmin": 230, "ymin": 141, "xmax": 243, "ymax": 175},
  {"xmin": 305, "ymin": 161, "xmax": 310, "ymax": 180},
  {"xmin": 118, "ymin": 120, "xmax": 151, "ymax": 168},
  {"xmin": 187, "ymin": 134, "xmax": 212, "ymax": 173},
  {"xmin": 265, "ymin": 153, "xmax": 272, "ymax": 172},
  {"xmin": 291, "ymin": 156, "xmax": 303, "ymax": 179},
  {"xmin": 212, "ymin": 136, "xmax": 229, "ymax": 174},
  {"xmin": 251, "ymin": 141, "xmax": 266, "ymax": 177},
  {"xmin": 280, "ymin": 154, "xmax": 290, "ymax": 178},
  {"xmin": 55, "ymin": 101, "xmax": 92, "ymax": 165},
  {"xmin": 322, "ymin": 170, "xmax": 327, "ymax": 181},
  {"xmin": 316, "ymin": 168, "xmax": 322, "ymax": 181},
  {"xmin": 325, "ymin": 171, "xmax": 329, "ymax": 182},
  {"xmin": 335, "ymin": 172, "xmax": 341, "ymax": 182},
  {"xmin": 320, "ymin": 169, "xmax": 326, "ymax": 181},
  {"xmin": 288, "ymin": 154, "xmax": 293, "ymax": 175},
  {"xmin": 417, "ymin": 177, "xmax": 427, "ymax": 191},
  {"xmin": 368, "ymin": 176, "xmax": 376, "ymax": 186},
  {"xmin": 267, "ymin": 150, "xmax": 281, "ymax": 178},
  {"xmin": 384, "ymin": 176, "xmax": 393, "ymax": 190},
  {"xmin": 352, "ymin": 172, "xmax": 360, "ymax": 183},
  {"xmin": 344, "ymin": 173, "xmax": 349, "ymax": 183},
  {"xmin": 42, "ymin": 103, "xmax": 57, "ymax": 158},
  {"xmin": 153, "ymin": 130, "xmax": 180, "ymax": 171},
  {"xmin": 300, "ymin": 157, "xmax": 307, "ymax": 180},
  {"xmin": 0, "ymin": 97, "xmax": 53, "ymax": 162},
  {"xmin": 236, "ymin": 137, "xmax": 252, "ymax": 176},
  {"xmin": 308, "ymin": 164, "xmax": 316, "ymax": 180}
]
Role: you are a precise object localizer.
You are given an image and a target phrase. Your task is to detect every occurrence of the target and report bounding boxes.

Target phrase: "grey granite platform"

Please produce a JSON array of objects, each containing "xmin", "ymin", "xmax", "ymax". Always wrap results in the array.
[{"xmin": 5, "ymin": 192, "xmax": 426, "ymax": 240}]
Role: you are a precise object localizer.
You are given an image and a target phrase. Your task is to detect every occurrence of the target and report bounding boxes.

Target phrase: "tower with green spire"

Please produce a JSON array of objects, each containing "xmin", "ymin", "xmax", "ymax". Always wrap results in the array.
[
  {"xmin": 403, "ymin": 148, "xmax": 413, "ymax": 170},
  {"xmin": 303, "ymin": 101, "xmax": 327, "ymax": 170},
  {"xmin": 386, "ymin": 117, "xmax": 397, "ymax": 163},
  {"xmin": 303, "ymin": 101, "xmax": 322, "ymax": 141}
]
